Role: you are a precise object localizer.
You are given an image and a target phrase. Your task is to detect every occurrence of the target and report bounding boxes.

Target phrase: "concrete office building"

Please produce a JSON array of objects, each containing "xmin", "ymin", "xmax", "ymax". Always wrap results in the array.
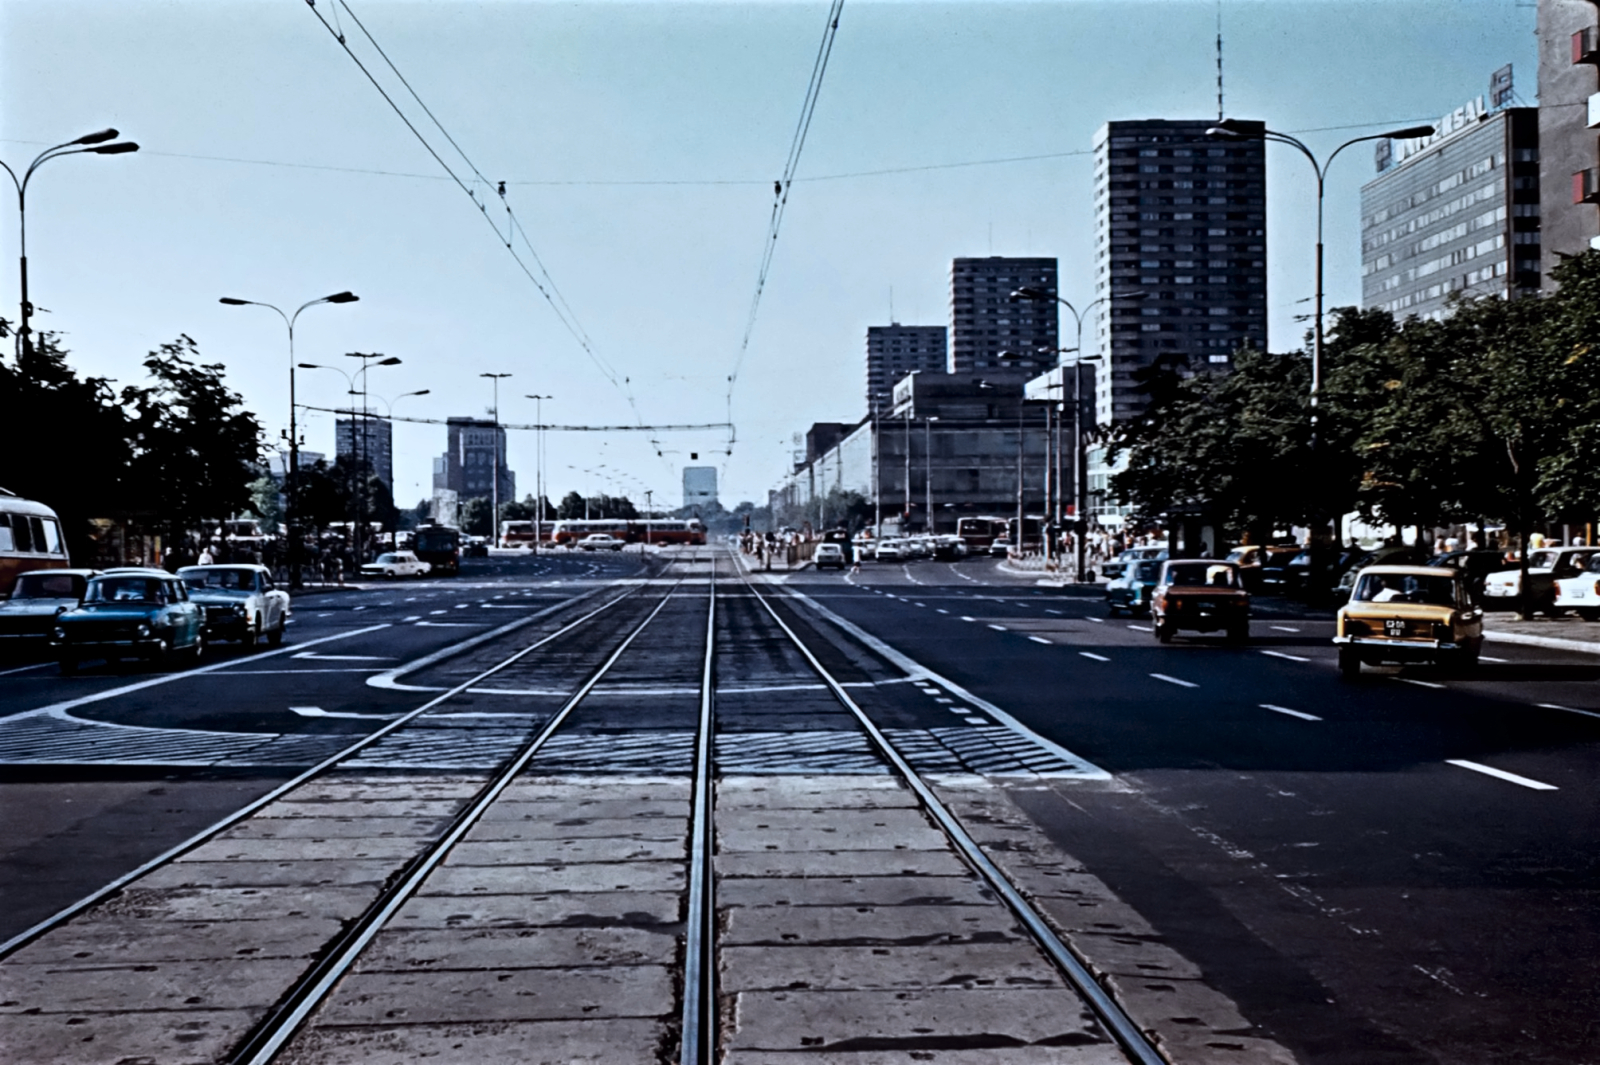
[
  {"xmin": 1539, "ymin": 2, "xmax": 1600, "ymax": 280},
  {"xmin": 1091, "ymin": 119, "xmax": 1268, "ymax": 425},
  {"xmin": 335, "ymin": 416, "xmax": 394, "ymax": 492},
  {"xmin": 865, "ymin": 324, "xmax": 946, "ymax": 413},
  {"xmin": 683, "ymin": 466, "xmax": 718, "ymax": 509},
  {"xmin": 434, "ymin": 417, "xmax": 513, "ymax": 503},
  {"xmin": 949, "ymin": 258, "xmax": 1059, "ymax": 381},
  {"xmin": 1361, "ymin": 96, "xmax": 1539, "ymax": 320}
]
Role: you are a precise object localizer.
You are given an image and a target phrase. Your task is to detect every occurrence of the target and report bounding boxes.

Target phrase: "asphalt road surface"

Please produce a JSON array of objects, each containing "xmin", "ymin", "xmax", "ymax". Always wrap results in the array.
[{"xmin": 1, "ymin": 546, "xmax": 1595, "ymax": 1064}]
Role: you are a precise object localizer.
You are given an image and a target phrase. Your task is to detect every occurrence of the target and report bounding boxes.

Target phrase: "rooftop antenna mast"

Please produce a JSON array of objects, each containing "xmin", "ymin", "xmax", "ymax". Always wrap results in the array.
[{"xmin": 1216, "ymin": 1, "xmax": 1224, "ymax": 121}]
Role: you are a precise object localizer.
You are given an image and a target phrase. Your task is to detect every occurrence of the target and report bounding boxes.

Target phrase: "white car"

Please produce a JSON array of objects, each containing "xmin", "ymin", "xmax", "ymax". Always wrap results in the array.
[
  {"xmin": 361, "ymin": 551, "xmax": 431, "ymax": 579},
  {"xmin": 813, "ymin": 543, "xmax": 846, "ymax": 570},
  {"xmin": 578, "ymin": 533, "xmax": 626, "ymax": 552},
  {"xmin": 875, "ymin": 538, "xmax": 904, "ymax": 561},
  {"xmin": 1552, "ymin": 553, "xmax": 1600, "ymax": 620},
  {"xmin": 179, "ymin": 564, "xmax": 292, "ymax": 646},
  {"xmin": 1482, "ymin": 547, "xmax": 1596, "ymax": 613}
]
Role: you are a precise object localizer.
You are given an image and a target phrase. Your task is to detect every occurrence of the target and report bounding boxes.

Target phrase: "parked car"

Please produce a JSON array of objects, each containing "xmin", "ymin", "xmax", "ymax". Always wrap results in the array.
[
  {"xmin": 1482, "ymin": 546, "xmax": 1597, "ymax": 614},
  {"xmin": 361, "ymin": 551, "xmax": 433, "ymax": 578},
  {"xmin": 903, "ymin": 536, "xmax": 932, "ymax": 560},
  {"xmin": 813, "ymin": 543, "xmax": 846, "ymax": 570},
  {"xmin": 876, "ymin": 538, "xmax": 904, "ymax": 561},
  {"xmin": 1334, "ymin": 564, "xmax": 1483, "ymax": 677},
  {"xmin": 1426, "ymin": 548, "xmax": 1509, "ymax": 603},
  {"xmin": 1552, "ymin": 553, "xmax": 1600, "ymax": 619},
  {"xmin": 1257, "ymin": 545, "xmax": 1306, "ymax": 594},
  {"xmin": 1225, "ymin": 545, "xmax": 1265, "ymax": 591},
  {"xmin": 52, "ymin": 568, "xmax": 204, "ymax": 673},
  {"xmin": 1332, "ymin": 543, "xmax": 1425, "ymax": 604},
  {"xmin": 1106, "ymin": 558, "xmax": 1163, "ymax": 616},
  {"xmin": 1151, "ymin": 559, "xmax": 1250, "ymax": 643},
  {"xmin": 576, "ymin": 534, "xmax": 626, "ymax": 552},
  {"xmin": 1281, "ymin": 545, "xmax": 1364, "ymax": 601},
  {"xmin": 1101, "ymin": 546, "xmax": 1166, "ymax": 582},
  {"xmin": 0, "ymin": 568, "xmax": 97, "ymax": 654},
  {"xmin": 179, "ymin": 564, "xmax": 291, "ymax": 646}
]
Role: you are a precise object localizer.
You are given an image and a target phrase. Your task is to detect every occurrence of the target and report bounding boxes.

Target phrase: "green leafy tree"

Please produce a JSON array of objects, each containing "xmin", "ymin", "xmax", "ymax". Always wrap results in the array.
[
  {"xmin": 122, "ymin": 336, "xmax": 262, "ymax": 543},
  {"xmin": 459, "ymin": 496, "xmax": 494, "ymax": 536},
  {"xmin": 249, "ymin": 474, "xmax": 284, "ymax": 534},
  {"xmin": 557, "ymin": 491, "xmax": 587, "ymax": 519}
]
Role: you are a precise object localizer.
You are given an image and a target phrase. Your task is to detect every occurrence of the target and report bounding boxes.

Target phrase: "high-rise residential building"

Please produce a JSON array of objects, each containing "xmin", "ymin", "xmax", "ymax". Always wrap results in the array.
[
  {"xmin": 948, "ymin": 257, "xmax": 1058, "ymax": 381},
  {"xmin": 865, "ymin": 324, "xmax": 946, "ymax": 413},
  {"xmin": 1539, "ymin": 2, "xmax": 1599, "ymax": 284},
  {"xmin": 683, "ymin": 466, "xmax": 718, "ymax": 509},
  {"xmin": 1361, "ymin": 94, "xmax": 1539, "ymax": 320},
  {"xmin": 436, "ymin": 417, "xmax": 513, "ymax": 502},
  {"xmin": 335, "ymin": 416, "xmax": 394, "ymax": 492},
  {"xmin": 1091, "ymin": 119, "xmax": 1267, "ymax": 425}
]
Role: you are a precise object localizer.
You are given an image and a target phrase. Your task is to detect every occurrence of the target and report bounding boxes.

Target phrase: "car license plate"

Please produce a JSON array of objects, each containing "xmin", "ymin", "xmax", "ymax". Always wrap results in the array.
[{"xmin": 1384, "ymin": 619, "xmax": 1406, "ymax": 636}]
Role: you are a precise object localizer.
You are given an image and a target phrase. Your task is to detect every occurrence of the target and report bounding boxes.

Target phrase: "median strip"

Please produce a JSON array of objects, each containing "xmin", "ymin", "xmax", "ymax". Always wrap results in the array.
[{"xmin": 1445, "ymin": 759, "xmax": 1558, "ymax": 791}]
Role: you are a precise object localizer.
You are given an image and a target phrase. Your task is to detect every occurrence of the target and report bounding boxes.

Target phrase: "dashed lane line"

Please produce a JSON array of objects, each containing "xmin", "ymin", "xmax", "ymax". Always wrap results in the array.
[
  {"xmin": 1150, "ymin": 673, "xmax": 1198, "ymax": 689},
  {"xmin": 1260, "ymin": 650, "xmax": 1310, "ymax": 663},
  {"xmin": 988, "ymin": 624, "xmax": 1008, "ymax": 632},
  {"xmin": 1446, "ymin": 759, "xmax": 1558, "ymax": 791},
  {"xmin": 1085, "ymin": 616, "xmax": 1104, "ymax": 624},
  {"xmin": 1127, "ymin": 624, "xmax": 1152, "ymax": 632},
  {"xmin": 1537, "ymin": 702, "xmax": 1600, "ymax": 721},
  {"xmin": 0, "ymin": 662, "xmax": 52, "ymax": 678},
  {"xmin": 937, "ymin": 608, "xmax": 949, "ymax": 615},
  {"xmin": 1270, "ymin": 625, "xmax": 1301, "ymax": 633},
  {"xmin": 1396, "ymin": 677, "xmax": 1446, "ymax": 690},
  {"xmin": 1262, "ymin": 703, "xmax": 1321, "ymax": 721},
  {"xmin": 1080, "ymin": 652, "xmax": 1110, "ymax": 662},
  {"xmin": 1028, "ymin": 636, "xmax": 1051, "ymax": 645},
  {"xmin": 961, "ymin": 615, "xmax": 977, "ymax": 622}
]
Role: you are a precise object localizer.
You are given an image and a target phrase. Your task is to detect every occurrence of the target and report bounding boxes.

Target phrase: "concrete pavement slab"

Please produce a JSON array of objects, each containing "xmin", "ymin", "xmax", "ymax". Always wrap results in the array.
[
  {"xmin": 478, "ymin": 797, "xmax": 690, "ymax": 821},
  {"xmin": 719, "ymin": 776, "xmax": 919, "ymax": 809},
  {"xmin": 0, "ymin": 956, "xmax": 308, "ymax": 1012},
  {"xmin": 283, "ymin": 777, "xmax": 486, "ymax": 802},
  {"xmin": 3, "ymin": 1007, "xmax": 260, "ymax": 1065},
  {"xmin": 96, "ymin": 885, "xmax": 378, "ymax": 922},
  {"xmin": 138, "ymin": 857, "xmax": 400, "ymax": 890},
  {"xmin": 390, "ymin": 890, "xmax": 682, "ymax": 929},
  {"xmin": 278, "ymin": 1018, "xmax": 667, "ymax": 1065},
  {"xmin": 467, "ymin": 816, "xmax": 688, "ymax": 840},
  {"xmin": 1068, "ymin": 933, "xmax": 1204, "ymax": 981},
  {"xmin": 224, "ymin": 816, "xmax": 446, "ymax": 839},
  {"xmin": 716, "ymin": 849, "xmax": 969, "ymax": 879},
  {"xmin": 723, "ymin": 904, "xmax": 1022, "ymax": 946},
  {"xmin": 259, "ymin": 798, "xmax": 467, "ymax": 819},
  {"xmin": 356, "ymin": 926, "xmax": 674, "ymax": 970},
  {"xmin": 724, "ymin": 1049, "xmax": 1128, "ymax": 1064},
  {"xmin": 419, "ymin": 860, "xmax": 684, "ymax": 896},
  {"xmin": 448, "ymin": 836, "xmax": 685, "ymax": 865},
  {"xmin": 717, "ymin": 875, "xmax": 995, "ymax": 908},
  {"xmin": 8, "ymin": 916, "xmax": 343, "ymax": 963},
  {"xmin": 178, "ymin": 835, "xmax": 427, "ymax": 862},
  {"xmin": 720, "ymin": 943, "xmax": 1062, "ymax": 991},
  {"xmin": 313, "ymin": 965, "xmax": 673, "ymax": 1024},
  {"xmin": 719, "ymin": 823, "xmax": 950, "ymax": 853}
]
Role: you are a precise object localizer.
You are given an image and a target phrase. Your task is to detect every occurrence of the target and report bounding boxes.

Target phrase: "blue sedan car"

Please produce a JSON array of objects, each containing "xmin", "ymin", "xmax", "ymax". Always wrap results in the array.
[
  {"xmin": 52, "ymin": 568, "xmax": 204, "ymax": 673},
  {"xmin": 1106, "ymin": 558, "xmax": 1163, "ymax": 617}
]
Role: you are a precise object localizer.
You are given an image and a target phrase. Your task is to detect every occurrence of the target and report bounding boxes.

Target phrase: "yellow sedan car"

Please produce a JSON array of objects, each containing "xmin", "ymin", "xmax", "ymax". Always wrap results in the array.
[{"xmin": 1333, "ymin": 564, "xmax": 1484, "ymax": 679}]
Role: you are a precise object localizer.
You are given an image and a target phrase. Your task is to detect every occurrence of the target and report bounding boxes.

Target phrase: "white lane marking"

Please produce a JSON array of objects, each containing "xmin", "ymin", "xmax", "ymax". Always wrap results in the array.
[
  {"xmin": 988, "ymin": 624, "xmax": 1008, "ymax": 632},
  {"xmin": 1537, "ymin": 702, "xmax": 1600, "ymax": 721},
  {"xmin": 902, "ymin": 565, "xmax": 925, "ymax": 586},
  {"xmin": 454, "ymin": 603, "xmax": 470, "ymax": 609},
  {"xmin": 0, "ymin": 662, "xmax": 53, "ymax": 677},
  {"xmin": 11, "ymin": 624, "xmax": 392, "ymax": 723},
  {"xmin": 1127, "ymin": 624, "xmax": 1152, "ymax": 632},
  {"xmin": 1262, "ymin": 703, "xmax": 1321, "ymax": 721},
  {"xmin": 429, "ymin": 609, "xmax": 447, "ymax": 615},
  {"xmin": 773, "ymin": 585, "xmax": 1109, "ymax": 779},
  {"xmin": 1150, "ymin": 673, "xmax": 1198, "ymax": 688},
  {"xmin": 1029, "ymin": 636, "xmax": 1052, "ymax": 645},
  {"xmin": 1260, "ymin": 650, "xmax": 1310, "ymax": 663},
  {"xmin": 403, "ymin": 615, "xmax": 421, "ymax": 622},
  {"xmin": 1480, "ymin": 655, "xmax": 1509, "ymax": 663},
  {"xmin": 915, "ymin": 602, "xmax": 927, "ymax": 608},
  {"xmin": 292, "ymin": 652, "xmax": 394, "ymax": 662},
  {"xmin": 289, "ymin": 706, "xmax": 402, "ymax": 720},
  {"xmin": 1396, "ymin": 677, "xmax": 1446, "ymax": 690},
  {"xmin": 225, "ymin": 668, "xmax": 386, "ymax": 675},
  {"xmin": 1085, "ymin": 616, "xmax": 1104, "ymax": 624},
  {"xmin": 1270, "ymin": 625, "xmax": 1301, "ymax": 633},
  {"xmin": 950, "ymin": 565, "xmax": 980, "ymax": 583},
  {"xmin": 1045, "ymin": 609, "xmax": 1063, "ymax": 615},
  {"xmin": 961, "ymin": 616, "xmax": 977, "ymax": 622},
  {"xmin": 937, "ymin": 608, "xmax": 949, "ymax": 615},
  {"xmin": 1446, "ymin": 759, "xmax": 1558, "ymax": 791},
  {"xmin": 405, "ymin": 597, "xmax": 418, "ymax": 601},
  {"xmin": 1080, "ymin": 652, "xmax": 1110, "ymax": 662},
  {"xmin": 352, "ymin": 605, "xmax": 366, "ymax": 611},
  {"xmin": 316, "ymin": 613, "xmax": 332, "ymax": 618},
  {"xmin": 414, "ymin": 621, "xmax": 488, "ymax": 628},
  {"xmin": 963, "ymin": 716, "xmax": 988, "ymax": 725}
]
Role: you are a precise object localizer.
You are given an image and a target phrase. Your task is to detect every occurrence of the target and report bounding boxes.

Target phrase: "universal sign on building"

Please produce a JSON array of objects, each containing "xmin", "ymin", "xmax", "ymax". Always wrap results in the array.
[{"xmin": 1375, "ymin": 97, "xmax": 1492, "ymax": 173}]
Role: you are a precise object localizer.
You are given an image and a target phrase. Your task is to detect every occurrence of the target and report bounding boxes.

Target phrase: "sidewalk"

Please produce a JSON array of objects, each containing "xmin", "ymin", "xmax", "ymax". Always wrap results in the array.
[{"xmin": 1483, "ymin": 613, "xmax": 1600, "ymax": 655}]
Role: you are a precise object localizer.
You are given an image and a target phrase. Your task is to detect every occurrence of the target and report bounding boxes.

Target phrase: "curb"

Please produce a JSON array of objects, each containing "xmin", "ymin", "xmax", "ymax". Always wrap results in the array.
[{"xmin": 1484, "ymin": 629, "xmax": 1600, "ymax": 656}]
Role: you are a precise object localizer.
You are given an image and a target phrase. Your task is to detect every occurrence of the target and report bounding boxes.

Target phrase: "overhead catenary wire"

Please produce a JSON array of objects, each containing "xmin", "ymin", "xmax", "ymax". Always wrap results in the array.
[{"xmin": 722, "ymin": 0, "xmax": 846, "ymax": 465}]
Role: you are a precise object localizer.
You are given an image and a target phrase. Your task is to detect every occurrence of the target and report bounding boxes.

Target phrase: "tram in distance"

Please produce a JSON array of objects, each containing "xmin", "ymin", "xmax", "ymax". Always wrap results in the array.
[
  {"xmin": 543, "ymin": 518, "xmax": 707, "ymax": 546},
  {"xmin": 0, "ymin": 490, "xmax": 71, "ymax": 595}
]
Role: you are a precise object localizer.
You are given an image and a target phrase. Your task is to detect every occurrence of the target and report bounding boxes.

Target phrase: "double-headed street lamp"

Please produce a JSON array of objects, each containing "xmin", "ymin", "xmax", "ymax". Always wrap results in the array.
[
  {"xmin": 3, "ymin": 129, "xmax": 139, "ymax": 360},
  {"xmin": 481, "ymin": 373, "xmax": 512, "ymax": 545},
  {"xmin": 1008, "ymin": 288, "xmax": 1145, "ymax": 582},
  {"xmin": 221, "ymin": 290, "xmax": 359, "ymax": 588},
  {"xmin": 1206, "ymin": 118, "xmax": 1434, "ymax": 593}
]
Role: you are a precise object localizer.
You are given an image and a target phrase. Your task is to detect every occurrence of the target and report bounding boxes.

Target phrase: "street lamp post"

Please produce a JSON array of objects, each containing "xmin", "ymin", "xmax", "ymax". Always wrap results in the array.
[
  {"xmin": 525, "ymin": 394, "xmax": 552, "ymax": 552},
  {"xmin": 1009, "ymin": 289, "xmax": 1145, "ymax": 582},
  {"xmin": 924, "ymin": 416, "xmax": 939, "ymax": 535},
  {"xmin": 1206, "ymin": 118, "xmax": 1434, "ymax": 593},
  {"xmin": 481, "ymin": 373, "xmax": 512, "ymax": 546},
  {"xmin": 221, "ymin": 290, "xmax": 359, "ymax": 588},
  {"xmin": 343, "ymin": 353, "xmax": 401, "ymax": 564},
  {"xmin": 3, "ymin": 129, "xmax": 139, "ymax": 361}
]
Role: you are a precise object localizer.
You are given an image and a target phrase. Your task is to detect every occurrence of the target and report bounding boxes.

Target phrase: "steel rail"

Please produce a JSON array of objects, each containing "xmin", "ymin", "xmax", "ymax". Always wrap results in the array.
[
  {"xmin": 740, "ymin": 567, "xmax": 1167, "ymax": 1065},
  {"xmin": 679, "ymin": 554, "xmax": 719, "ymax": 1064},
  {"xmin": 0, "ymin": 587, "xmax": 638, "ymax": 961},
  {"xmin": 230, "ymin": 583, "xmax": 685, "ymax": 1065}
]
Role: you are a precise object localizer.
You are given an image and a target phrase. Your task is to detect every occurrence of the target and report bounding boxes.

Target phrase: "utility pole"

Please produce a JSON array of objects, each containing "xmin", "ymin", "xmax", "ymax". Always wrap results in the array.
[
  {"xmin": 526, "ymin": 394, "xmax": 551, "ymax": 552},
  {"xmin": 481, "ymin": 373, "xmax": 512, "ymax": 546}
]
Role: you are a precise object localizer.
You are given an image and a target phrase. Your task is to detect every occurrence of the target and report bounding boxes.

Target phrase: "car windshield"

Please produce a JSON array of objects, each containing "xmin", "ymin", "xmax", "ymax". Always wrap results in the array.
[
  {"xmin": 85, "ymin": 577, "xmax": 168, "ymax": 604},
  {"xmin": 12, "ymin": 572, "xmax": 86, "ymax": 599},
  {"xmin": 1526, "ymin": 550, "xmax": 1560, "ymax": 569},
  {"xmin": 1353, "ymin": 573, "xmax": 1458, "ymax": 606},
  {"xmin": 1165, "ymin": 563, "xmax": 1238, "ymax": 588},
  {"xmin": 1132, "ymin": 560, "xmax": 1163, "ymax": 581},
  {"xmin": 182, "ymin": 567, "xmax": 256, "ymax": 591},
  {"xmin": 375, "ymin": 553, "xmax": 399, "ymax": 564}
]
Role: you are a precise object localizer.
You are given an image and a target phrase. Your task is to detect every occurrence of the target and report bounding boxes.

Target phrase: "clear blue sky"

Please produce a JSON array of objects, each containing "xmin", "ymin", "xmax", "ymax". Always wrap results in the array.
[{"xmin": 1, "ymin": 0, "xmax": 1534, "ymax": 508}]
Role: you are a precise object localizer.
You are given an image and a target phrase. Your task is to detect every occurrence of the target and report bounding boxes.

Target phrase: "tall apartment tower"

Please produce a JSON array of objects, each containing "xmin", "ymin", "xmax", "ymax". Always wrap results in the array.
[
  {"xmin": 948, "ymin": 257, "xmax": 1058, "ymax": 381},
  {"xmin": 1361, "ymin": 97, "xmax": 1539, "ymax": 321},
  {"xmin": 1539, "ymin": 1, "xmax": 1600, "ymax": 284},
  {"xmin": 865, "ymin": 324, "xmax": 946, "ymax": 413},
  {"xmin": 335, "ymin": 417, "xmax": 393, "ymax": 492},
  {"xmin": 1092, "ymin": 119, "xmax": 1268, "ymax": 425},
  {"xmin": 438, "ymin": 417, "xmax": 513, "ymax": 502}
]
